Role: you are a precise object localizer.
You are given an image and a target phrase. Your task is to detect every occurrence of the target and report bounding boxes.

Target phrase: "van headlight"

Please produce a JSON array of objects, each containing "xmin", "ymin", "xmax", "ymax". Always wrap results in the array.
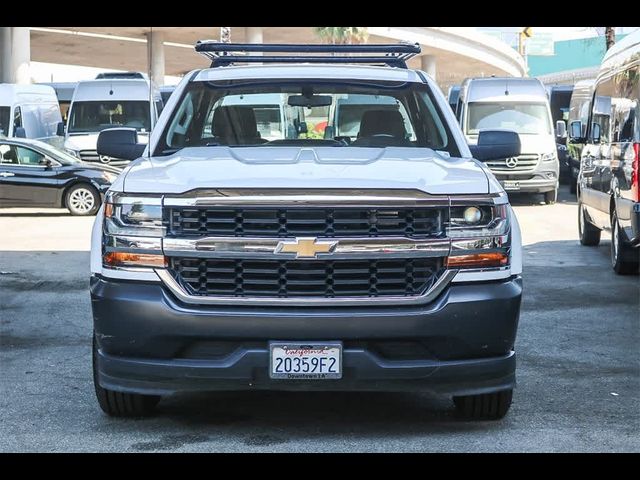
[
  {"xmin": 446, "ymin": 203, "xmax": 510, "ymax": 269},
  {"xmin": 102, "ymin": 192, "xmax": 166, "ymax": 269},
  {"xmin": 541, "ymin": 152, "xmax": 556, "ymax": 162}
]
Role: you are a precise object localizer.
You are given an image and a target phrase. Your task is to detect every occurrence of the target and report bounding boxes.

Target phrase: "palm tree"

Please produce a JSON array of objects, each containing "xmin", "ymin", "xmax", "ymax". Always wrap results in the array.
[
  {"xmin": 604, "ymin": 27, "xmax": 615, "ymax": 51},
  {"xmin": 314, "ymin": 27, "xmax": 368, "ymax": 45},
  {"xmin": 220, "ymin": 27, "xmax": 231, "ymax": 43}
]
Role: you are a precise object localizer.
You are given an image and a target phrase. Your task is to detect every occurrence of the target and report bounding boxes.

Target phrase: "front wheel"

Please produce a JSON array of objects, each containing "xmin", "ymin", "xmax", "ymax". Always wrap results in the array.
[
  {"xmin": 578, "ymin": 202, "xmax": 601, "ymax": 246},
  {"xmin": 66, "ymin": 184, "xmax": 100, "ymax": 216},
  {"xmin": 453, "ymin": 389, "xmax": 513, "ymax": 420},
  {"xmin": 93, "ymin": 336, "xmax": 160, "ymax": 417},
  {"xmin": 544, "ymin": 187, "xmax": 558, "ymax": 205},
  {"xmin": 611, "ymin": 211, "xmax": 639, "ymax": 275}
]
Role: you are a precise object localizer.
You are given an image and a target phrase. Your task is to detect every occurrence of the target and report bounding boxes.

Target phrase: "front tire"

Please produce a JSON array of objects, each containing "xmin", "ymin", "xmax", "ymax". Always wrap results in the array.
[
  {"xmin": 66, "ymin": 184, "xmax": 100, "ymax": 216},
  {"xmin": 93, "ymin": 336, "xmax": 160, "ymax": 417},
  {"xmin": 544, "ymin": 187, "xmax": 557, "ymax": 205},
  {"xmin": 578, "ymin": 202, "xmax": 601, "ymax": 246},
  {"xmin": 453, "ymin": 389, "xmax": 513, "ymax": 420},
  {"xmin": 611, "ymin": 211, "xmax": 639, "ymax": 275}
]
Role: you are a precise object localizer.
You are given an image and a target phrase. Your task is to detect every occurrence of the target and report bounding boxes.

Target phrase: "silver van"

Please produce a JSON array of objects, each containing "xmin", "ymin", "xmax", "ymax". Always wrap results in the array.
[{"xmin": 458, "ymin": 77, "xmax": 560, "ymax": 204}]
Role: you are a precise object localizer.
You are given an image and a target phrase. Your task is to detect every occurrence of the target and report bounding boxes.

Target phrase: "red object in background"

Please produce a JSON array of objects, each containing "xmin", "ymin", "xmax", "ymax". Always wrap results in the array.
[{"xmin": 314, "ymin": 121, "xmax": 328, "ymax": 133}]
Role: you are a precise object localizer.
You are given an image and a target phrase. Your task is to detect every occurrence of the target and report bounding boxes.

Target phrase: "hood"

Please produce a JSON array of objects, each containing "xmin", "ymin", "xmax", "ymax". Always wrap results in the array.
[
  {"xmin": 121, "ymin": 146, "xmax": 490, "ymax": 195},
  {"xmin": 71, "ymin": 162, "xmax": 122, "ymax": 174},
  {"xmin": 467, "ymin": 133, "xmax": 556, "ymax": 156},
  {"xmin": 64, "ymin": 133, "xmax": 99, "ymax": 151},
  {"xmin": 64, "ymin": 132, "xmax": 149, "ymax": 151}
]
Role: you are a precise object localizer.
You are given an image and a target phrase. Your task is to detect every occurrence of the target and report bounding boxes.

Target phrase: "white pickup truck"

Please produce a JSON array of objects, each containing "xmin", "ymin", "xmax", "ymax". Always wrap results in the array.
[{"xmin": 91, "ymin": 43, "xmax": 523, "ymax": 420}]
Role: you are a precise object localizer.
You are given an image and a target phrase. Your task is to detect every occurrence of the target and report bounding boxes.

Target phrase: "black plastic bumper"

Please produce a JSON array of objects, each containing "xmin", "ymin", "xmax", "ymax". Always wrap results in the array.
[{"xmin": 91, "ymin": 274, "xmax": 522, "ymax": 396}]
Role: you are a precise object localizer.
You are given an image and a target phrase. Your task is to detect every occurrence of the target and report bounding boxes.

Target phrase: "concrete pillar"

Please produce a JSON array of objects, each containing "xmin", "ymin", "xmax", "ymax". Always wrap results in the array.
[
  {"xmin": 421, "ymin": 54, "xmax": 436, "ymax": 81},
  {"xmin": 1, "ymin": 27, "xmax": 31, "ymax": 84},
  {"xmin": 146, "ymin": 30, "xmax": 165, "ymax": 86},
  {"xmin": 245, "ymin": 27, "xmax": 263, "ymax": 55}
]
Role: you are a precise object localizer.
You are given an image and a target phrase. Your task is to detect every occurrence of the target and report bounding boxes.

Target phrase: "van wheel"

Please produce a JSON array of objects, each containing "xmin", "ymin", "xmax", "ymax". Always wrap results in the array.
[
  {"xmin": 93, "ymin": 336, "xmax": 160, "ymax": 417},
  {"xmin": 578, "ymin": 202, "xmax": 601, "ymax": 246},
  {"xmin": 544, "ymin": 187, "xmax": 557, "ymax": 205},
  {"xmin": 611, "ymin": 211, "xmax": 639, "ymax": 275},
  {"xmin": 66, "ymin": 184, "xmax": 100, "ymax": 216},
  {"xmin": 453, "ymin": 389, "xmax": 512, "ymax": 420}
]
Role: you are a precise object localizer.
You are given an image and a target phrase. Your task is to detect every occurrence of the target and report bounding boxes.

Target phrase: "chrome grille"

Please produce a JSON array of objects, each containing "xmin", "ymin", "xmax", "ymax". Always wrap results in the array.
[
  {"xmin": 485, "ymin": 154, "xmax": 540, "ymax": 173},
  {"xmin": 169, "ymin": 257, "xmax": 444, "ymax": 298},
  {"xmin": 166, "ymin": 207, "xmax": 445, "ymax": 238},
  {"xmin": 79, "ymin": 149, "xmax": 100, "ymax": 163}
]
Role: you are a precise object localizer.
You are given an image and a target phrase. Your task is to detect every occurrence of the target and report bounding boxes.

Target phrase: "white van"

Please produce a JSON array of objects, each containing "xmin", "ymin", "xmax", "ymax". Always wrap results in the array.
[
  {"xmin": 63, "ymin": 78, "xmax": 161, "ymax": 166},
  {"xmin": 458, "ymin": 77, "xmax": 560, "ymax": 204},
  {"xmin": 0, "ymin": 84, "xmax": 63, "ymax": 148},
  {"xmin": 39, "ymin": 82, "xmax": 78, "ymax": 124}
]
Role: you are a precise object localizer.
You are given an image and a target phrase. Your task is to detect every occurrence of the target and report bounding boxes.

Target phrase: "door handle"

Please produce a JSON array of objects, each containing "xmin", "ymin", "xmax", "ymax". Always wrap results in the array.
[{"xmin": 0, "ymin": 172, "xmax": 15, "ymax": 177}]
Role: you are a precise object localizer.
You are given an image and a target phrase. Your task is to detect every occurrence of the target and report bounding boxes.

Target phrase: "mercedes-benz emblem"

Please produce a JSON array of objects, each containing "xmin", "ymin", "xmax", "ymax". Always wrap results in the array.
[
  {"xmin": 505, "ymin": 157, "xmax": 519, "ymax": 168},
  {"xmin": 99, "ymin": 155, "xmax": 111, "ymax": 164}
]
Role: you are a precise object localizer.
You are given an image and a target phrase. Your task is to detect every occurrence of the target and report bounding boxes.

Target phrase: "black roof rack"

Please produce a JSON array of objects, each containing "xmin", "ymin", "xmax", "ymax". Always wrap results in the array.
[
  {"xmin": 194, "ymin": 42, "xmax": 421, "ymax": 69},
  {"xmin": 95, "ymin": 71, "xmax": 146, "ymax": 80}
]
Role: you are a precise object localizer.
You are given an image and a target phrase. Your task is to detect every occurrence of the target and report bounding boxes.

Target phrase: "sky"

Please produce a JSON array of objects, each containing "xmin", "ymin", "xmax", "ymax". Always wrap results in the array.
[{"xmin": 28, "ymin": 27, "xmax": 640, "ymax": 84}]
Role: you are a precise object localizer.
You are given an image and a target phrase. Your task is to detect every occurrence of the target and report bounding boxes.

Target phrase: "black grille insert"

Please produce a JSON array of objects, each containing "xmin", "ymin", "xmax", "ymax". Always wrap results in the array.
[
  {"xmin": 169, "ymin": 257, "xmax": 444, "ymax": 298},
  {"xmin": 166, "ymin": 207, "xmax": 444, "ymax": 238}
]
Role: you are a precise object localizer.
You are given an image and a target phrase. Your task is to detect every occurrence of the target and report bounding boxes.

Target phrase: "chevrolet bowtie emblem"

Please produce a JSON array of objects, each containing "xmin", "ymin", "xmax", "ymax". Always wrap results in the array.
[{"xmin": 275, "ymin": 237, "xmax": 338, "ymax": 258}]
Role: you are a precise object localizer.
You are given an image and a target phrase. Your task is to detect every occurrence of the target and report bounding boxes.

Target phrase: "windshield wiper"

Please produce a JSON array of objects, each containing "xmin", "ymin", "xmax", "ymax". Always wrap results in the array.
[{"xmin": 162, "ymin": 148, "xmax": 183, "ymax": 155}]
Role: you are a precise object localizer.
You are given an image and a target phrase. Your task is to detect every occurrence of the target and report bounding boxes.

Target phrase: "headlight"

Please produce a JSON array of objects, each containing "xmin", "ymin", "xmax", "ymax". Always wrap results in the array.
[
  {"xmin": 65, "ymin": 148, "xmax": 80, "ymax": 158},
  {"xmin": 446, "ymin": 202, "xmax": 510, "ymax": 269},
  {"xmin": 102, "ymin": 192, "xmax": 166, "ymax": 269},
  {"xmin": 101, "ymin": 171, "xmax": 118, "ymax": 183},
  {"xmin": 541, "ymin": 152, "xmax": 557, "ymax": 162}
]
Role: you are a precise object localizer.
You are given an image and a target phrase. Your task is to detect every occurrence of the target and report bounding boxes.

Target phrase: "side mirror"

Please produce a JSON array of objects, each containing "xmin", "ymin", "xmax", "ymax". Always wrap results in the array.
[
  {"xmin": 56, "ymin": 121, "xmax": 65, "ymax": 137},
  {"xmin": 591, "ymin": 123, "xmax": 601, "ymax": 144},
  {"xmin": 555, "ymin": 120, "xmax": 567, "ymax": 139},
  {"xmin": 97, "ymin": 128, "xmax": 145, "ymax": 161},
  {"xmin": 14, "ymin": 126, "xmax": 26, "ymax": 138},
  {"xmin": 40, "ymin": 158, "xmax": 54, "ymax": 169},
  {"xmin": 569, "ymin": 120, "xmax": 583, "ymax": 140},
  {"xmin": 297, "ymin": 122, "xmax": 308, "ymax": 135},
  {"xmin": 469, "ymin": 130, "xmax": 521, "ymax": 162}
]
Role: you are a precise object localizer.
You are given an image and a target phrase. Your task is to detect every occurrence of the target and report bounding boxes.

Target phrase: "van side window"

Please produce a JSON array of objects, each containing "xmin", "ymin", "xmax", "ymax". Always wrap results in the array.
[
  {"xmin": 613, "ymin": 66, "xmax": 638, "ymax": 143},
  {"xmin": 13, "ymin": 107, "xmax": 22, "ymax": 130},
  {"xmin": 590, "ymin": 77, "xmax": 614, "ymax": 144}
]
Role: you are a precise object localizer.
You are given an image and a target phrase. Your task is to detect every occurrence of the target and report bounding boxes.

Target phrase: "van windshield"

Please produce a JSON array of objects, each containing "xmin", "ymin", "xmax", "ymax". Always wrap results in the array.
[
  {"xmin": 156, "ymin": 80, "xmax": 458, "ymax": 156},
  {"xmin": 0, "ymin": 107, "xmax": 10, "ymax": 136},
  {"xmin": 467, "ymin": 102, "xmax": 551, "ymax": 135},
  {"xmin": 68, "ymin": 101, "xmax": 151, "ymax": 133}
]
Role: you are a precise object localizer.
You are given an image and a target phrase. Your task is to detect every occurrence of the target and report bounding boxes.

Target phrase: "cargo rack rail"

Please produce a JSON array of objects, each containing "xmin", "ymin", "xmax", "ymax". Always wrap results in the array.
[{"xmin": 194, "ymin": 42, "xmax": 421, "ymax": 69}]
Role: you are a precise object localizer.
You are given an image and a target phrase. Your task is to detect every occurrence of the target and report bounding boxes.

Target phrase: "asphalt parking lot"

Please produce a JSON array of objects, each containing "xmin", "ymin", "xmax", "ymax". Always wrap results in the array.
[{"xmin": 1, "ymin": 186, "xmax": 638, "ymax": 452}]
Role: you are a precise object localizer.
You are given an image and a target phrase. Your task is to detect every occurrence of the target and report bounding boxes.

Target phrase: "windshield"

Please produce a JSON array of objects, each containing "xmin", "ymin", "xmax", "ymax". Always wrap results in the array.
[
  {"xmin": 68, "ymin": 101, "xmax": 151, "ymax": 133},
  {"xmin": 0, "ymin": 107, "xmax": 10, "ymax": 136},
  {"xmin": 36, "ymin": 142, "xmax": 81, "ymax": 165},
  {"xmin": 466, "ymin": 102, "xmax": 552, "ymax": 135},
  {"xmin": 156, "ymin": 80, "xmax": 458, "ymax": 156}
]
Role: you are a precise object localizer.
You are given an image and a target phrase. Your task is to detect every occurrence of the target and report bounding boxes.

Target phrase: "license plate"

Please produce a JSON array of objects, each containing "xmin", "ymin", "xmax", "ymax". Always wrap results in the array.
[
  {"xmin": 269, "ymin": 342, "xmax": 342, "ymax": 379},
  {"xmin": 503, "ymin": 181, "xmax": 520, "ymax": 191}
]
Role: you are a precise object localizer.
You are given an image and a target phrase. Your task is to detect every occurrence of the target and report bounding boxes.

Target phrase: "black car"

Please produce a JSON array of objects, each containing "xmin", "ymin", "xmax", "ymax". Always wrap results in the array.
[{"xmin": 0, "ymin": 137, "xmax": 119, "ymax": 215}]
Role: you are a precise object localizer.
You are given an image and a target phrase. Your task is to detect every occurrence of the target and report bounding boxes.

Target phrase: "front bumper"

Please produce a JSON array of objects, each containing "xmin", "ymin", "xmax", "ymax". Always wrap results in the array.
[{"xmin": 91, "ymin": 275, "xmax": 522, "ymax": 396}]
